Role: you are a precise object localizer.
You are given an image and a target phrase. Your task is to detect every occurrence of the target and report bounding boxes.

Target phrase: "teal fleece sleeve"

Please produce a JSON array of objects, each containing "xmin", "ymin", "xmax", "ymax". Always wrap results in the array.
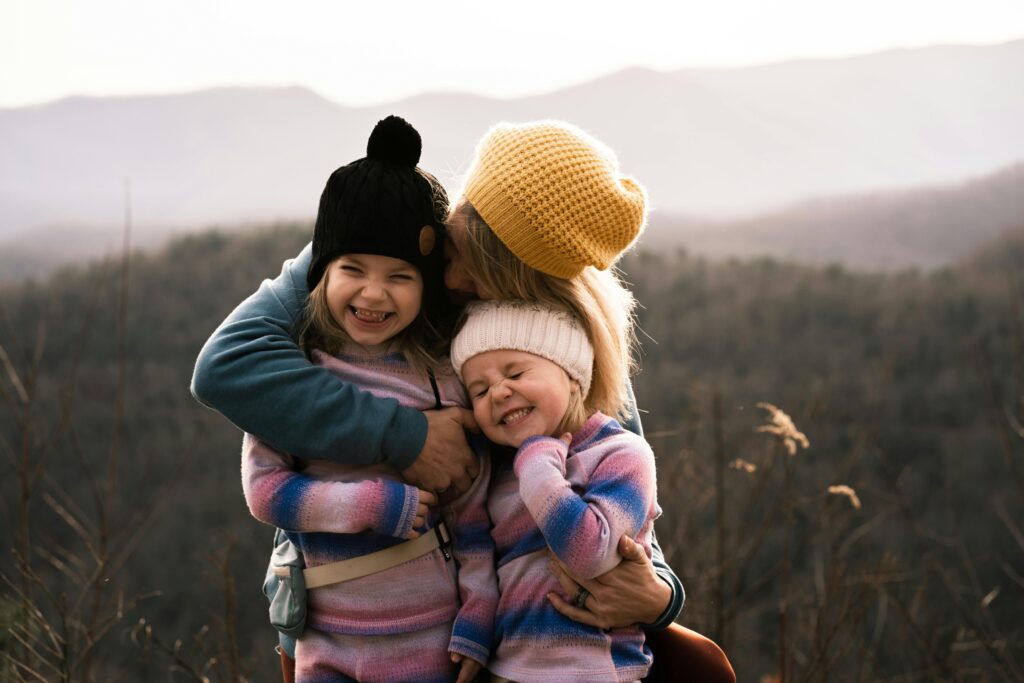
[
  {"xmin": 646, "ymin": 532, "xmax": 686, "ymax": 630},
  {"xmin": 623, "ymin": 383, "xmax": 686, "ymax": 629},
  {"xmin": 190, "ymin": 243, "xmax": 427, "ymax": 469}
]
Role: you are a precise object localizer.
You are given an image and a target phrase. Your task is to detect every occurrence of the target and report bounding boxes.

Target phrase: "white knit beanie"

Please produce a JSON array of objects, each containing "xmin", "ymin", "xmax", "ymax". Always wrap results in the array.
[{"xmin": 451, "ymin": 300, "xmax": 594, "ymax": 398}]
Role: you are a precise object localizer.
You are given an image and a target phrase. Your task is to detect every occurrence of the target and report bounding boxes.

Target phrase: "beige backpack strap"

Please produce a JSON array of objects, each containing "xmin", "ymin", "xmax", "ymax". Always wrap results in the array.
[{"xmin": 274, "ymin": 522, "xmax": 451, "ymax": 590}]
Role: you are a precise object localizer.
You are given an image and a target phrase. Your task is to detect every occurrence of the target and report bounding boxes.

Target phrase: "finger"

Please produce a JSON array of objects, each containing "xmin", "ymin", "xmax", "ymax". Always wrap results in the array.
[
  {"xmin": 450, "ymin": 652, "xmax": 463, "ymax": 663},
  {"xmin": 416, "ymin": 502, "xmax": 429, "ymax": 518},
  {"xmin": 419, "ymin": 490, "xmax": 438, "ymax": 507},
  {"xmin": 456, "ymin": 660, "xmax": 481, "ymax": 683},
  {"xmin": 458, "ymin": 407, "xmax": 480, "ymax": 433},
  {"xmin": 412, "ymin": 513, "xmax": 425, "ymax": 529},
  {"xmin": 407, "ymin": 528, "xmax": 421, "ymax": 539},
  {"xmin": 464, "ymin": 456, "xmax": 480, "ymax": 481},
  {"xmin": 451, "ymin": 472, "xmax": 474, "ymax": 496},
  {"xmin": 547, "ymin": 557, "xmax": 586, "ymax": 598},
  {"xmin": 549, "ymin": 555, "xmax": 597, "ymax": 591},
  {"xmin": 559, "ymin": 432, "xmax": 573, "ymax": 445},
  {"xmin": 618, "ymin": 534, "xmax": 646, "ymax": 562},
  {"xmin": 547, "ymin": 591, "xmax": 602, "ymax": 628}
]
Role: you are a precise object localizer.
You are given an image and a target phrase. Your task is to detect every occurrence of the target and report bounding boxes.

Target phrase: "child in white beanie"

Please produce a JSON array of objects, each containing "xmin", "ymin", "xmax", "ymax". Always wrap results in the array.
[{"xmin": 451, "ymin": 299, "xmax": 660, "ymax": 683}]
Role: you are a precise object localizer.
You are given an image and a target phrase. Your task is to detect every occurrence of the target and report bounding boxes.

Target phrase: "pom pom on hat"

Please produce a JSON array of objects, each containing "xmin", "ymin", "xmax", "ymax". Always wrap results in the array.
[
  {"xmin": 451, "ymin": 300, "xmax": 594, "ymax": 399},
  {"xmin": 366, "ymin": 115, "xmax": 422, "ymax": 166}
]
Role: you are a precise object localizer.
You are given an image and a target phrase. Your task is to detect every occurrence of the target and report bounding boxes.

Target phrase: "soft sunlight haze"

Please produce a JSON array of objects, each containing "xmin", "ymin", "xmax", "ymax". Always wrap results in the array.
[{"xmin": 3, "ymin": 0, "xmax": 1024, "ymax": 107}]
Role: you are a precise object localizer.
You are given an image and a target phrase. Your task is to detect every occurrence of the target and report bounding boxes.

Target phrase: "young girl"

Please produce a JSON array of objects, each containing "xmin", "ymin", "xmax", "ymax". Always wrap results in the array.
[
  {"xmin": 241, "ymin": 116, "xmax": 495, "ymax": 683},
  {"xmin": 450, "ymin": 299, "xmax": 660, "ymax": 683}
]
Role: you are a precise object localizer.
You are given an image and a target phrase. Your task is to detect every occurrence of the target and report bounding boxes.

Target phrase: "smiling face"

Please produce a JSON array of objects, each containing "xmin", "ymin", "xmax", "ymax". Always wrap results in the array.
[
  {"xmin": 462, "ymin": 349, "xmax": 574, "ymax": 448},
  {"xmin": 324, "ymin": 253, "xmax": 423, "ymax": 347}
]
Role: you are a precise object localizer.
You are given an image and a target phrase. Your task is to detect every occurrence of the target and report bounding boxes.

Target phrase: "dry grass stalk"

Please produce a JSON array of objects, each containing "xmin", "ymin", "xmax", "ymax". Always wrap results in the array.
[
  {"xmin": 730, "ymin": 458, "xmax": 758, "ymax": 473},
  {"xmin": 827, "ymin": 484, "xmax": 862, "ymax": 510},
  {"xmin": 756, "ymin": 402, "xmax": 810, "ymax": 455}
]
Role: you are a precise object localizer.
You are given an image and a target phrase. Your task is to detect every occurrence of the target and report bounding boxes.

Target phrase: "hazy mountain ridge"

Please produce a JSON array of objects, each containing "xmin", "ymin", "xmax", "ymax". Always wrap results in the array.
[
  {"xmin": 2, "ymin": 39, "xmax": 1023, "ymax": 275},
  {"xmin": 647, "ymin": 162, "xmax": 1024, "ymax": 270},
  {"xmin": 4, "ymin": 157, "xmax": 1021, "ymax": 283}
]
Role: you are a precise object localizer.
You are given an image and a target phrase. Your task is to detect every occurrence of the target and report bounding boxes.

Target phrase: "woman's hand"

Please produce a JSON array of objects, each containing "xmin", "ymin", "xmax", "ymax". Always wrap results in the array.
[
  {"xmin": 450, "ymin": 652, "xmax": 482, "ymax": 683},
  {"xmin": 406, "ymin": 489, "xmax": 437, "ymax": 538},
  {"xmin": 546, "ymin": 535, "xmax": 672, "ymax": 629},
  {"xmin": 403, "ymin": 408, "xmax": 480, "ymax": 494}
]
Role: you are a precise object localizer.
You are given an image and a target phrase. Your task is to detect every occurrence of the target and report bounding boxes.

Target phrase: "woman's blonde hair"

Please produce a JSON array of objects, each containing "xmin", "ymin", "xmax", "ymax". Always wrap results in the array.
[
  {"xmin": 451, "ymin": 199, "xmax": 639, "ymax": 419},
  {"xmin": 296, "ymin": 264, "xmax": 450, "ymax": 375}
]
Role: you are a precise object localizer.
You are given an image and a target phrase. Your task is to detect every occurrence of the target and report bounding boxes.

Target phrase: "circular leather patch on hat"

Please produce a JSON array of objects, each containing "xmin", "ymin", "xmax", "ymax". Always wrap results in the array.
[{"xmin": 419, "ymin": 225, "xmax": 436, "ymax": 256}]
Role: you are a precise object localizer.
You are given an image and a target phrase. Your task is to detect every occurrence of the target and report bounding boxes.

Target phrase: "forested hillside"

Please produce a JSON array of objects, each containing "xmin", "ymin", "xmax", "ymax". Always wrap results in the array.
[{"xmin": 1, "ymin": 224, "xmax": 1022, "ymax": 680}]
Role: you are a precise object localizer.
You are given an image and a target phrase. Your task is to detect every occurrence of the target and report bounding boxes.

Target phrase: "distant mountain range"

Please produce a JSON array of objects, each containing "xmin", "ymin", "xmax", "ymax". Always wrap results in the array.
[
  {"xmin": 1, "ymin": 38, "xmax": 1023, "ymax": 277},
  {"xmin": 647, "ymin": 162, "xmax": 1024, "ymax": 270}
]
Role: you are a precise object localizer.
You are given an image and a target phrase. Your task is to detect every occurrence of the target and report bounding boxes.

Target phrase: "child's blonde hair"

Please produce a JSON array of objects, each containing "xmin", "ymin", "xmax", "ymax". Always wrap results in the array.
[{"xmin": 451, "ymin": 199, "xmax": 639, "ymax": 419}]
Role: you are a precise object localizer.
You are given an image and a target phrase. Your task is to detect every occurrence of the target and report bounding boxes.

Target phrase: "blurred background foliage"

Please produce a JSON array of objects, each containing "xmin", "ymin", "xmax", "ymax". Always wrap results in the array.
[{"xmin": 1, "ymin": 222, "xmax": 1022, "ymax": 680}]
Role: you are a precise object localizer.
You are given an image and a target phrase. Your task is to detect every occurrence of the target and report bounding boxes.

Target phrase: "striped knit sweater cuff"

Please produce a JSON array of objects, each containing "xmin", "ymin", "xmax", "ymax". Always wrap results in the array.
[
  {"xmin": 449, "ymin": 635, "xmax": 490, "ymax": 666},
  {"xmin": 371, "ymin": 480, "xmax": 420, "ymax": 537}
]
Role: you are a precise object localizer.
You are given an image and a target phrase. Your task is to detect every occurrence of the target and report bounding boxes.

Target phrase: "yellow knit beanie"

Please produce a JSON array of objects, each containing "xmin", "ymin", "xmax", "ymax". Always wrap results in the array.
[{"xmin": 462, "ymin": 121, "xmax": 647, "ymax": 279}]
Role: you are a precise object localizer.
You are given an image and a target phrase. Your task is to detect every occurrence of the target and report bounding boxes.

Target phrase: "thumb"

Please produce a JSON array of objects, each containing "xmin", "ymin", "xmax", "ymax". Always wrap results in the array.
[
  {"xmin": 618, "ymin": 534, "xmax": 644, "ymax": 562},
  {"xmin": 458, "ymin": 407, "xmax": 480, "ymax": 433}
]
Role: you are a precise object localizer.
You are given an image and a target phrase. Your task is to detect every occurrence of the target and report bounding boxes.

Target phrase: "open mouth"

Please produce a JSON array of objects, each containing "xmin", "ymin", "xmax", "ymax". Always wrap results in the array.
[
  {"xmin": 500, "ymin": 407, "xmax": 533, "ymax": 425},
  {"xmin": 350, "ymin": 307, "xmax": 393, "ymax": 323}
]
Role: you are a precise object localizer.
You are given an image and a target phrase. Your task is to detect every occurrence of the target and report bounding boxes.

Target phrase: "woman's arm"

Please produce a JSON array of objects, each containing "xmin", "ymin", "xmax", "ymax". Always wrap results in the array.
[
  {"xmin": 543, "ymin": 386, "xmax": 686, "ymax": 629},
  {"xmin": 648, "ymin": 533, "xmax": 686, "ymax": 628},
  {"xmin": 241, "ymin": 434, "xmax": 427, "ymax": 538},
  {"xmin": 191, "ymin": 244, "xmax": 477, "ymax": 491},
  {"xmin": 546, "ymin": 534, "xmax": 683, "ymax": 630}
]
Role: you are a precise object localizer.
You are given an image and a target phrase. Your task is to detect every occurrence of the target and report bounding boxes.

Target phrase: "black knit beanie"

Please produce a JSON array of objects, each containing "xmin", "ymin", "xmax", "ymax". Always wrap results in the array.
[{"xmin": 307, "ymin": 116, "xmax": 449, "ymax": 293}]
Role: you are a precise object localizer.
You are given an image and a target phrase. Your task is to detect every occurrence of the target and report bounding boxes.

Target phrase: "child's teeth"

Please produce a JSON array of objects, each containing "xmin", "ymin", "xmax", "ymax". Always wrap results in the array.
[
  {"xmin": 354, "ymin": 308, "xmax": 388, "ymax": 322},
  {"xmin": 503, "ymin": 408, "xmax": 530, "ymax": 424}
]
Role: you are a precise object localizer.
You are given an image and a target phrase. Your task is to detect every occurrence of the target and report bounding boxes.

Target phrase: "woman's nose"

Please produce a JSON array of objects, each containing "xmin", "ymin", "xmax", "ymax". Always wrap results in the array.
[{"xmin": 444, "ymin": 259, "xmax": 478, "ymax": 299}]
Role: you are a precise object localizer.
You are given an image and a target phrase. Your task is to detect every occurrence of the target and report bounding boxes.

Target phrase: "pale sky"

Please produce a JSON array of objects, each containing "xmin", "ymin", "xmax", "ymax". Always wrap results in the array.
[{"xmin": 3, "ymin": 0, "xmax": 1023, "ymax": 109}]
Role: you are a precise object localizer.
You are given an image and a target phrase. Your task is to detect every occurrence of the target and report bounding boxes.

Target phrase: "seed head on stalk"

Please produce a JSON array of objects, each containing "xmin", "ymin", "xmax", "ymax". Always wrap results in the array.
[{"xmin": 756, "ymin": 402, "xmax": 809, "ymax": 455}]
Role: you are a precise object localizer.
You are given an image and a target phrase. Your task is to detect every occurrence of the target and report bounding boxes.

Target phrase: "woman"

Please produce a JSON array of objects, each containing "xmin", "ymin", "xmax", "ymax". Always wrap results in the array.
[{"xmin": 192, "ymin": 119, "xmax": 733, "ymax": 682}]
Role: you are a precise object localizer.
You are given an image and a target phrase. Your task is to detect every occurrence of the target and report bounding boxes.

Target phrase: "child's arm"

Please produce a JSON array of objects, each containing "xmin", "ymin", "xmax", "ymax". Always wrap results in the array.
[
  {"xmin": 515, "ymin": 430, "xmax": 658, "ymax": 579},
  {"xmin": 241, "ymin": 434, "xmax": 427, "ymax": 538},
  {"xmin": 444, "ymin": 447, "xmax": 497, "ymax": 669}
]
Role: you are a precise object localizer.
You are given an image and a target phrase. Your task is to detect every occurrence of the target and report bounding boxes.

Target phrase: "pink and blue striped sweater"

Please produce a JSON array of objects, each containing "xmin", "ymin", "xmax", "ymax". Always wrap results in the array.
[
  {"xmin": 487, "ymin": 412, "xmax": 660, "ymax": 683},
  {"xmin": 241, "ymin": 346, "xmax": 497, "ymax": 667}
]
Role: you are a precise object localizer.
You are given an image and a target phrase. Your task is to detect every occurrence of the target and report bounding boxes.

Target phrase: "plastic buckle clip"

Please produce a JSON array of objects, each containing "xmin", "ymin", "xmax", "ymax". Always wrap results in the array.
[{"xmin": 435, "ymin": 522, "xmax": 452, "ymax": 561}]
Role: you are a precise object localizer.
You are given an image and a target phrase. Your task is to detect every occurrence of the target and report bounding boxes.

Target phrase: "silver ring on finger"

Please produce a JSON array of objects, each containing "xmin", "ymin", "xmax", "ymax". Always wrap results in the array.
[{"xmin": 573, "ymin": 587, "xmax": 591, "ymax": 609}]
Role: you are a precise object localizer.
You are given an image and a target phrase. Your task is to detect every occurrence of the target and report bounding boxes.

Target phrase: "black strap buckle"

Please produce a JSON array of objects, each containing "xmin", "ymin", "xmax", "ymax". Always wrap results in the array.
[{"xmin": 434, "ymin": 521, "xmax": 452, "ymax": 561}]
